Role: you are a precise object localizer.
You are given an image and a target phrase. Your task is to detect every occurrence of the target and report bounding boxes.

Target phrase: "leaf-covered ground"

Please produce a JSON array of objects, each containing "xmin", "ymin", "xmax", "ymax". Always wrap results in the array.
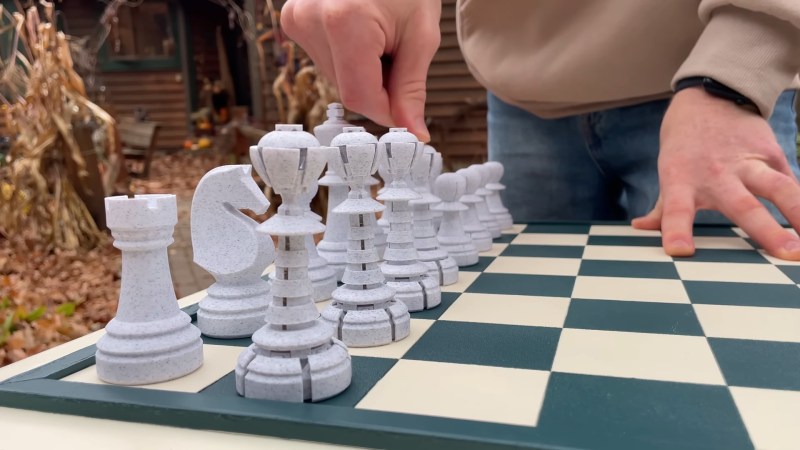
[{"xmin": 0, "ymin": 151, "xmax": 224, "ymax": 367}]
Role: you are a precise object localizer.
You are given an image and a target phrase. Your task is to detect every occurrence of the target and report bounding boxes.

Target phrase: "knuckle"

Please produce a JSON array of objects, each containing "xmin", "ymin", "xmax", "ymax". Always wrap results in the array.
[{"xmin": 321, "ymin": 1, "xmax": 354, "ymax": 30}]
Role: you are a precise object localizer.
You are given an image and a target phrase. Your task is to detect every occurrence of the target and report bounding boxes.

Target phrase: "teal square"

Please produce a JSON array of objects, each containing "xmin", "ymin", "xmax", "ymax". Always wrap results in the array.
[
  {"xmin": 494, "ymin": 233, "xmax": 516, "ymax": 244},
  {"xmin": 467, "ymin": 273, "xmax": 575, "ymax": 298},
  {"xmin": 536, "ymin": 373, "xmax": 752, "ymax": 450},
  {"xmin": 777, "ymin": 266, "xmax": 800, "ymax": 284},
  {"xmin": 411, "ymin": 292, "xmax": 460, "ymax": 320},
  {"xmin": 502, "ymin": 244, "xmax": 585, "ymax": 259},
  {"xmin": 523, "ymin": 224, "xmax": 590, "ymax": 234},
  {"xmin": 691, "ymin": 227, "xmax": 739, "ymax": 237},
  {"xmin": 578, "ymin": 260, "xmax": 679, "ymax": 279},
  {"xmin": 674, "ymin": 249, "xmax": 767, "ymax": 264},
  {"xmin": 565, "ymin": 299, "xmax": 703, "ymax": 335},
  {"xmin": 403, "ymin": 321, "xmax": 561, "ymax": 370},
  {"xmin": 460, "ymin": 256, "xmax": 495, "ymax": 273},
  {"xmin": 709, "ymin": 338, "xmax": 800, "ymax": 390},
  {"xmin": 587, "ymin": 236, "xmax": 662, "ymax": 247},
  {"xmin": 319, "ymin": 357, "xmax": 397, "ymax": 407},
  {"xmin": 684, "ymin": 281, "xmax": 800, "ymax": 308}
]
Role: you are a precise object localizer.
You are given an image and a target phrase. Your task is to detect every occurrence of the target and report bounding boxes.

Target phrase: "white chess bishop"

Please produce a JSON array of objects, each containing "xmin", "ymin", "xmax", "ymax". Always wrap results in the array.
[
  {"xmin": 253, "ymin": 124, "xmax": 336, "ymax": 303},
  {"xmin": 191, "ymin": 165, "xmax": 273, "ymax": 338},
  {"xmin": 433, "ymin": 172, "xmax": 480, "ymax": 267},
  {"xmin": 237, "ymin": 142, "xmax": 351, "ymax": 403},
  {"xmin": 377, "ymin": 128, "xmax": 441, "ymax": 311},
  {"xmin": 321, "ymin": 131, "xmax": 411, "ymax": 347}
]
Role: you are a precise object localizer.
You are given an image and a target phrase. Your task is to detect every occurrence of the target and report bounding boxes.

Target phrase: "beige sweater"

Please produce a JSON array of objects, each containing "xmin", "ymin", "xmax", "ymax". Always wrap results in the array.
[{"xmin": 456, "ymin": 0, "xmax": 800, "ymax": 118}]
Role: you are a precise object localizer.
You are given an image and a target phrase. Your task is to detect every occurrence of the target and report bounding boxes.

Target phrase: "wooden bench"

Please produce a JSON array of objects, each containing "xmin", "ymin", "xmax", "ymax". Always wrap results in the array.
[{"xmin": 118, "ymin": 119, "xmax": 160, "ymax": 178}]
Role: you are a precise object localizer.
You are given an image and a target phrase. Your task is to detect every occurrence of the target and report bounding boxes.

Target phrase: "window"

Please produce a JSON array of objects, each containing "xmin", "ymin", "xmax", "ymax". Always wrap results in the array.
[{"xmin": 109, "ymin": 2, "xmax": 175, "ymax": 60}]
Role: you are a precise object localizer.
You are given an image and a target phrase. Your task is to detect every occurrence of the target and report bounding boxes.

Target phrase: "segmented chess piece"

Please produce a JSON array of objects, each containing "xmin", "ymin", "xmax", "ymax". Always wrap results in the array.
[
  {"xmin": 433, "ymin": 173, "xmax": 480, "ymax": 266},
  {"xmin": 410, "ymin": 145, "xmax": 459, "ymax": 285},
  {"xmin": 456, "ymin": 167, "xmax": 493, "ymax": 252},
  {"xmin": 483, "ymin": 161, "xmax": 514, "ymax": 230},
  {"xmin": 253, "ymin": 124, "xmax": 336, "ymax": 302},
  {"xmin": 97, "ymin": 194, "xmax": 203, "ymax": 385},
  {"xmin": 321, "ymin": 135, "xmax": 411, "ymax": 347},
  {"xmin": 191, "ymin": 165, "xmax": 273, "ymax": 338},
  {"xmin": 237, "ymin": 144, "xmax": 351, "ymax": 402},
  {"xmin": 470, "ymin": 164, "xmax": 502, "ymax": 239},
  {"xmin": 377, "ymin": 128, "xmax": 441, "ymax": 311},
  {"xmin": 429, "ymin": 148, "xmax": 444, "ymax": 231}
]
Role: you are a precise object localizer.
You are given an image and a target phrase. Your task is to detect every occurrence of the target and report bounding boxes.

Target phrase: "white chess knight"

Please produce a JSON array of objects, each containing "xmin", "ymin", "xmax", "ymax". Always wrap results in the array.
[
  {"xmin": 321, "ymin": 138, "xmax": 411, "ymax": 347},
  {"xmin": 96, "ymin": 194, "xmax": 203, "ymax": 385},
  {"xmin": 410, "ymin": 146, "xmax": 459, "ymax": 285},
  {"xmin": 433, "ymin": 172, "xmax": 480, "ymax": 267},
  {"xmin": 252, "ymin": 124, "xmax": 336, "ymax": 302},
  {"xmin": 483, "ymin": 161, "xmax": 514, "ymax": 230},
  {"xmin": 470, "ymin": 164, "xmax": 502, "ymax": 239},
  {"xmin": 456, "ymin": 167, "xmax": 493, "ymax": 252},
  {"xmin": 191, "ymin": 165, "xmax": 273, "ymax": 338},
  {"xmin": 237, "ymin": 143, "xmax": 351, "ymax": 403},
  {"xmin": 377, "ymin": 128, "xmax": 441, "ymax": 311}
]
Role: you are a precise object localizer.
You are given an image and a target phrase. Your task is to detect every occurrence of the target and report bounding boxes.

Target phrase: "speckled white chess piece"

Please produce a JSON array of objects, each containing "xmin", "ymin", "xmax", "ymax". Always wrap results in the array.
[
  {"xmin": 191, "ymin": 165, "xmax": 273, "ymax": 338},
  {"xmin": 456, "ymin": 167, "xmax": 493, "ymax": 252},
  {"xmin": 433, "ymin": 173, "xmax": 479, "ymax": 266},
  {"xmin": 376, "ymin": 161, "xmax": 393, "ymax": 237},
  {"xmin": 237, "ymin": 143, "xmax": 351, "ymax": 403},
  {"xmin": 483, "ymin": 161, "xmax": 514, "ymax": 230},
  {"xmin": 429, "ymin": 149, "xmax": 444, "ymax": 231},
  {"xmin": 321, "ymin": 135, "xmax": 410, "ymax": 347},
  {"xmin": 377, "ymin": 128, "xmax": 441, "ymax": 311},
  {"xmin": 96, "ymin": 194, "xmax": 203, "ymax": 385},
  {"xmin": 410, "ymin": 146, "xmax": 458, "ymax": 286},
  {"xmin": 253, "ymin": 124, "xmax": 335, "ymax": 302},
  {"xmin": 471, "ymin": 164, "xmax": 502, "ymax": 239},
  {"xmin": 367, "ymin": 175, "xmax": 387, "ymax": 259},
  {"xmin": 315, "ymin": 103, "xmax": 353, "ymax": 281}
]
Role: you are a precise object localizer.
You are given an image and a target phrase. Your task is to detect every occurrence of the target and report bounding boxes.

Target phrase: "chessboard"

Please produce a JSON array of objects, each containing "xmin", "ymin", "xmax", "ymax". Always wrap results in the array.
[{"xmin": 1, "ymin": 223, "xmax": 799, "ymax": 450}]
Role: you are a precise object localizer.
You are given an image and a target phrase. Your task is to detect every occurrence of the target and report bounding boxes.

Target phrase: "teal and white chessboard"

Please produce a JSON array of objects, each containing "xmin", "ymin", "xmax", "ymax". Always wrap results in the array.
[{"xmin": 1, "ymin": 223, "xmax": 799, "ymax": 450}]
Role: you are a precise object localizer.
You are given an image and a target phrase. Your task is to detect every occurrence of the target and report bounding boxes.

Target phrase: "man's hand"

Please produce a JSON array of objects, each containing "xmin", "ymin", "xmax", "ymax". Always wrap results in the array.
[
  {"xmin": 633, "ymin": 87, "xmax": 800, "ymax": 260},
  {"xmin": 281, "ymin": 0, "xmax": 441, "ymax": 141}
]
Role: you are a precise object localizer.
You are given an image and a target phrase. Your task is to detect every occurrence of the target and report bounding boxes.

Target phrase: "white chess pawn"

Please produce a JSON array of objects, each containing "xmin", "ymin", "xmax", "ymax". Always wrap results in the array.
[
  {"xmin": 97, "ymin": 194, "xmax": 203, "ymax": 385},
  {"xmin": 456, "ymin": 167, "xmax": 493, "ymax": 252},
  {"xmin": 470, "ymin": 164, "xmax": 502, "ymax": 239},
  {"xmin": 238, "ymin": 144, "xmax": 351, "ymax": 403},
  {"xmin": 483, "ymin": 161, "xmax": 514, "ymax": 230},
  {"xmin": 377, "ymin": 128, "xmax": 441, "ymax": 312},
  {"xmin": 321, "ymin": 140, "xmax": 411, "ymax": 347},
  {"xmin": 410, "ymin": 146, "xmax": 459, "ymax": 285},
  {"xmin": 433, "ymin": 173, "xmax": 479, "ymax": 267},
  {"xmin": 429, "ymin": 149, "xmax": 444, "ymax": 231},
  {"xmin": 191, "ymin": 165, "xmax": 273, "ymax": 338},
  {"xmin": 252, "ymin": 124, "xmax": 336, "ymax": 302}
]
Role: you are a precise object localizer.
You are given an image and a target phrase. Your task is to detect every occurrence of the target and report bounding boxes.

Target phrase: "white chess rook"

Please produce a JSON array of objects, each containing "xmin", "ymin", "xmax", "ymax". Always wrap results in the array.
[
  {"xmin": 378, "ymin": 129, "xmax": 441, "ymax": 311},
  {"xmin": 456, "ymin": 168, "xmax": 493, "ymax": 252},
  {"xmin": 433, "ymin": 173, "xmax": 479, "ymax": 267},
  {"xmin": 237, "ymin": 144, "xmax": 351, "ymax": 403},
  {"xmin": 96, "ymin": 194, "xmax": 203, "ymax": 385},
  {"xmin": 470, "ymin": 164, "xmax": 502, "ymax": 239},
  {"xmin": 191, "ymin": 165, "xmax": 273, "ymax": 338},
  {"xmin": 321, "ymin": 141, "xmax": 411, "ymax": 347},
  {"xmin": 315, "ymin": 103, "xmax": 354, "ymax": 281},
  {"xmin": 483, "ymin": 161, "xmax": 514, "ymax": 230},
  {"xmin": 410, "ymin": 146, "xmax": 459, "ymax": 286}
]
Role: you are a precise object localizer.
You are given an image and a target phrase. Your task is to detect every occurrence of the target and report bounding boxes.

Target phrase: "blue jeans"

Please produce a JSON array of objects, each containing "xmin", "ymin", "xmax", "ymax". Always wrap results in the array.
[{"xmin": 488, "ymin": 90, "xmax": 800, "ymax": 223}]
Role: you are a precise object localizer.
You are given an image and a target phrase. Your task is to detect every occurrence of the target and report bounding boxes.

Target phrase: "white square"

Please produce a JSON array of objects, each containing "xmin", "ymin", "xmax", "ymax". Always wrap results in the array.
[
  {"xmin": 583, "ymin": 245, "xmax": 672, "ymax": 262},
  {"xmin": 694, "ymin": 304, "xmax": 800, "ymax": 343},
  {"xmin": 589, "ymin": 225, "xmax": 661, "ymax": 237},
  {"xmin": 552, "ymin": 329, "xmax": 725, "ymax": 385},
  {"xmin": 485, "ymin": 256, "xmax": 581, "ymax": 276},
  {"xmin": 511, "ymin": 233, "xmax": 589, "ymax": 247},
  {"xmin": 675, "ymin": 261, "xmax": 793, "ymax": 284},
  {"xmin": 572, "ymin": 276, "xmax": 690, "ymax": 303},
  {"xmin": 693, "ymin": 237, "xmax": 753, "ymax": 250},
  {"xmin": 731, "ymin": 387, "xmax": 800, "ymax": 450},
  {"xmin": 356, "ymin": 359, "xmax": 550, "ymax": 427},
  {"xmin": 441, "ymin": 271, "xmax": 480, "ymax": 293},
  {"xmin": 440, "ymin": 293, "xmax": 570, "ymax": 328}
]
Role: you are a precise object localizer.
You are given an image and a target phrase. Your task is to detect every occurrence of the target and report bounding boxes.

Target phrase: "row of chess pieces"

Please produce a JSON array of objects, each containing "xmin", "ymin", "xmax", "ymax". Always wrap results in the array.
[{"xmin": 95, "ymin": 103, "xmax": 514, "ymax": 403}]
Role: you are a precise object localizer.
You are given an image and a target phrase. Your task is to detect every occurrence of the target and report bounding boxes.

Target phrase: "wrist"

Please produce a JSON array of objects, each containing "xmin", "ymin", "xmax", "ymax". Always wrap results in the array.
[{"xmin": 674, "ymin": 76, "xmax": 760, "ymax": 115}]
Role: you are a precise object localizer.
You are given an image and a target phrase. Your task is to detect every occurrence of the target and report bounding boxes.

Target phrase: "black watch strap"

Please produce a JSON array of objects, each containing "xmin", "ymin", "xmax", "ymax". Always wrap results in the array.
[{"xmin": 674, "ymin": 76, "xmax": 760, "ymax": 114}]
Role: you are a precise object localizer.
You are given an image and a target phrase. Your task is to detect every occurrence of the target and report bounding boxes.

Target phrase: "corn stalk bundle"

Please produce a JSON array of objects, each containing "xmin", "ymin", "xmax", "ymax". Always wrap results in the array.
[{"xmin": 0, "ymin": 2, "xmax": 117, "ymax": 250}]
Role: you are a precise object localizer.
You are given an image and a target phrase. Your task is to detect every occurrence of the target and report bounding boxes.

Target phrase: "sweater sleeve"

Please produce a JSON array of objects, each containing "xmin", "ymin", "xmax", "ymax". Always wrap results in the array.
[{"xmin": 672, "ymin": 1, "xmax": 800, "ymax": 118}]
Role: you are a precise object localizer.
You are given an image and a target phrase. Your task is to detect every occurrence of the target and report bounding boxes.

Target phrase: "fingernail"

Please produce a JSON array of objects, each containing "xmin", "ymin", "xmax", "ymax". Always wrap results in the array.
[{"xmin": 783, "ymin": 241, "xmax": 800, "ymax": 252}]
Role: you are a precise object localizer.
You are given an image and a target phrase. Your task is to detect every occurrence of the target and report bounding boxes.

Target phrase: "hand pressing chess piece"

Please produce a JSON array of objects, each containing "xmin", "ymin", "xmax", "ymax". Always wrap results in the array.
[
  {"xmin": 321, "ymin": 133, "xmax": 411, "ymax": 347},
  {"xmin": 237, "ymin": 141, "xmax": 351, "ymax": 403},
  {"xmin": 410, "ymin": 145, "xmax": 459, "ymax": 285},
  {"xmin": 433, "ymin": 173, "xmax": 480, "ymax": 266},
  {"xmin": 483, "ymin": 161, "xmax": 514, "ymax": 230},
  {"xmin": 191, "ymin": 165, "xmax": 273, "ymax": 338},
  {"xmin": 377, "ymin": 128, "xmax": 441, "ymax": 311},
  {"xmin": 96, "ymin": 194, "xmax": 203, "ymax": 385}
]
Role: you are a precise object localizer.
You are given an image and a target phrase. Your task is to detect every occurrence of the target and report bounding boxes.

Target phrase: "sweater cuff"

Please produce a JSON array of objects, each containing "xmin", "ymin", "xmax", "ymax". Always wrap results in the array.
[{"xmin": 672, "ymin": 5, "xmax": 800, "ymax": 118}]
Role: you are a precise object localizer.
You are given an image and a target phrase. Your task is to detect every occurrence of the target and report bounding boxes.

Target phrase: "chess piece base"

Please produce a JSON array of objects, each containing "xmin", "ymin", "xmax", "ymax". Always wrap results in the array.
[
  {"xmin": 466, "ymin": 229, "xmax": 493, "ymax": 252},
  {"xmin": 235, "ymin": 339, "xmax": 351, "ymax": 402},
  {"xmin": 420, "ymin": 257, "xmax": 459, "ymax": 286},
  {"xmin": 387, "ymin": 276, "xmax": 441, "ymax": 312},
  {"xmin": 321, "ymin": 300, "xmax": 410, "ymax": 347},
  {"xmin": 197, "ymin": 287, "xmax": 270, "ymax": 338}
]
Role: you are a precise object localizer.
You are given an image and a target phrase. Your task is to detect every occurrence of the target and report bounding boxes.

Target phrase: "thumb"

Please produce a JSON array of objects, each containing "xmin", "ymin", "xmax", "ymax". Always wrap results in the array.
[{"xmin": 387, "ymin": 24, "xmax": 440, "ymax": 142}]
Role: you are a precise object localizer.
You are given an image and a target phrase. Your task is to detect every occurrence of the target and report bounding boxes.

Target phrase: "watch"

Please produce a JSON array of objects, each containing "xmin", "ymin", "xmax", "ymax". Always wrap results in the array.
[{"xmin": 674, "ymin": 76, "xmax": 760, "ymax": 114}]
